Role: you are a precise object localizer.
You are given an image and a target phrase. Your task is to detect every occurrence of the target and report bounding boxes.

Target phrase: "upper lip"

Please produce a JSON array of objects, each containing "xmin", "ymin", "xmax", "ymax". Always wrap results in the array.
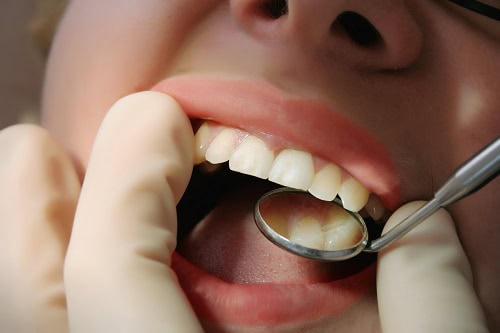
[{"xmin": 151, "ymin": 74, "xmax": 400, "ymax": 209}]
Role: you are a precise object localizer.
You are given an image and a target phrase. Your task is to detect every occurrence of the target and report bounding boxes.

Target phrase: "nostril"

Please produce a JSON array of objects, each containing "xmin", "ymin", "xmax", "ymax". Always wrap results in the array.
[
  {"xmin": 259, "ymin": 0, "xmax": 288, "ymax": 19},
  {"xmin": 333, "ymin": 11, "xmax": 381, "ymax": 47}
]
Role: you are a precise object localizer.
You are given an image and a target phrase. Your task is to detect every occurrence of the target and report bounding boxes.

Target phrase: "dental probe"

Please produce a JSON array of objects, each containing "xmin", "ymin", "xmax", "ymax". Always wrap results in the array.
[{"xmin": 254, "ymin": 137, "xmax": 500, "ymax": 261}]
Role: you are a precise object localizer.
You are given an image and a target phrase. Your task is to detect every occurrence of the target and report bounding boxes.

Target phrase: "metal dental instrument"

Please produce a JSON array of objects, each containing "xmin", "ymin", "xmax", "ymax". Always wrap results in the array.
[{"xmin": 254, "ymin": 137, "xmax": 500, "ymax": 261}]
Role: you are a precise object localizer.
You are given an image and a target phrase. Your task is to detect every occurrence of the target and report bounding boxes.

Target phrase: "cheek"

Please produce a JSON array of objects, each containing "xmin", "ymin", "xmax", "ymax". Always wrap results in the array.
[
  {"xmin": 42, "ymin": 0, "xmax": 219, "ymax": 167},
  {"xmin": 451, "ymin": 178, "xmax": 500, "ymax": 318}
]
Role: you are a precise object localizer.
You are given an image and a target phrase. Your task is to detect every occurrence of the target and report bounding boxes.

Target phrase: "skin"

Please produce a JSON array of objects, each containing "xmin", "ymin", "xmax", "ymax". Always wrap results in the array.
[{"xmin": 41, "ymin": 0, "xmax": 499, "ymax": 331}]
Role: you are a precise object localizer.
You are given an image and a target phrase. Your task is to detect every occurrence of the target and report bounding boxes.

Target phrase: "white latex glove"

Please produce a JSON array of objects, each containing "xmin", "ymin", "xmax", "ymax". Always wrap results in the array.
[
  {"xmin": 377, "ymin": 201, "xmax": 489, "ymax": 333},
  {"xmin": 0, "ymin": 91, "xmax": 203, "ymax": 332},
  {"xmin": 0, "ymin": 124, "xmax": 79, "ymax": 332}
]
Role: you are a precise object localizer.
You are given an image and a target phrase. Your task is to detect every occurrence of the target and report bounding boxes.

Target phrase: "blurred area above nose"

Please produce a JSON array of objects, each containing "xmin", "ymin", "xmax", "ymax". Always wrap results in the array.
[{"xmin": 230, "ymin": 0, "xmax": 423, "ymax": 70}]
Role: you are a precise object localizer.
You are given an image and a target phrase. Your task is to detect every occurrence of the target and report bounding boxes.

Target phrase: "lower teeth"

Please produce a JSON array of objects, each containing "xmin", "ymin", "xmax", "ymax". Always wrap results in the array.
[
  {"xmin": 260, "ymin": 192, "xmax": 364, "ymax": 251},
  {"xmin": 322, "ymin": 207, "xmax": 363, "ymax": 251}
]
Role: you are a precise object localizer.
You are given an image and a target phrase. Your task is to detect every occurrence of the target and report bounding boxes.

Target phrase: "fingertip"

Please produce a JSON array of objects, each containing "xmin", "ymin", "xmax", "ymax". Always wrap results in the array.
[
  {"xmin": 379, "ymin": 201, "xmax": 472, "ymax": 279},
  {"xmin": 382, "ymin": 201, "xmax": 426, "ymax": 230},
  {"xmin": 93, "ymin": 91, "xmax": 194, "ymax": 202},
  {"xmin": 377, "ymin": 201, "xmax": 487, "ymax": 333},
  {"xmin": 0, "ymin": 124, "xmax": 80, "ymax": 198},
  {"xmin": 0, "ymin": 124, "xmax": 78, "ymax": 332},
  {"xmin": 0, "ymin": 124, "xmax": 56, "ymax": 159}
]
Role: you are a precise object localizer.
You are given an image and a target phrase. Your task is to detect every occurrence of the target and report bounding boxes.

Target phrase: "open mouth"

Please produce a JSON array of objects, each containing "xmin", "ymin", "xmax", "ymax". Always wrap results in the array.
[
  {"xmin": 185, "ymin": 119, "xmax": 388, "ymax": 249},
  {"xmin": 151, "ymin": 75, "xmax": 400, "ymax": 328}
]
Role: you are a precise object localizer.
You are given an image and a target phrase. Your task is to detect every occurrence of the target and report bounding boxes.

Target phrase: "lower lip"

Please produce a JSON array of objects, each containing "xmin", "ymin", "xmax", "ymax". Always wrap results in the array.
[{"xmin": 172, "ymin": 252, "xmax": 376, "ymax": 326}]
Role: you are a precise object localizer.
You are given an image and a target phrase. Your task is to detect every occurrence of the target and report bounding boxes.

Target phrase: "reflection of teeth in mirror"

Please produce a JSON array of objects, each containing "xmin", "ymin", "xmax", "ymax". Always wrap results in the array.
[
  {"xmin": 322, "ymin": 206, "xmax": 362, "ymax": 250},
  {"xmin": 308, "ymin": 163, "xmax": 341, "ymax": 201},
  {"xmin": 364, "ymin": 194, "xmax": 386, "ymax": 221},
  {"xmin": 263, "ymin": 210, "xmax": 288, "ymax": 238},
  {"xmin": 229, "ymin": 136, "xmax": 275, "ymax": 179},
  {"xmin": 205, "ymin": 128, "xmax": 238, "ymax": 164},
  {"xmin": 194, "ymin": 122, "xmax": 211, "ymax": 164},
  {"xmin": 281, "ymin": 204, "xmax": 362, "ymax": 251},
  {"xmin": 268, "ymin": 149, "xmax": 314, "ymax": 190},
  {"xmin": 289, "ymin": 216, "xmax": 324, "ymax": 249},
  {"xmin": 338, "ymin": 177, "xmax": 370, "ymax": 212}
]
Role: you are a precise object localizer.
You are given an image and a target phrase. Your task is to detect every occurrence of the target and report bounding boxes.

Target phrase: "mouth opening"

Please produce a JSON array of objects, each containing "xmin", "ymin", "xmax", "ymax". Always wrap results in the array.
[
  {"xmin": 176, "ymin": 160, "xmax": 386, "ymax": 280},
  {"xmin": 177, "ymin": 162, "xmax": 386, "ymax": 244},
  {"xmin": 175, "ymin": 118, "xmax": 391, "ymax": 283},
  {"xmin": 176, "ymin": 162, "xmax": 274, "ymax": 241},
  {"xmin": 173, "ymin": 160, "xmax": 382, "ymax": 325}
]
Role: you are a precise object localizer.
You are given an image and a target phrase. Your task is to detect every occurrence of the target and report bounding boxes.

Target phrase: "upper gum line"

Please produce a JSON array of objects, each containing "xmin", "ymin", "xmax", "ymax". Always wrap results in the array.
[
  {"xmin": 194, "ymin": 120, "xmax": 385, "ymax": 216},
  {"xmin": 196, "ymin": 121, "xmax": 332, "ymax": 169}
]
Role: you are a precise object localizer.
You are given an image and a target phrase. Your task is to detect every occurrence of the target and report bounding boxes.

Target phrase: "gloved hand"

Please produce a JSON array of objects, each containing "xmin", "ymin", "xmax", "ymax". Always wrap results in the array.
[
  {"xmin": 0, "ymin": 91, "xmax": 203, "ymax": 332},
  {"xmin": 377, "ymin": 201, "xmax": 489, "ymax": 333},
  {"xmin": 0, "ymin": 92, "xmax": 490, "ymax": 333}
]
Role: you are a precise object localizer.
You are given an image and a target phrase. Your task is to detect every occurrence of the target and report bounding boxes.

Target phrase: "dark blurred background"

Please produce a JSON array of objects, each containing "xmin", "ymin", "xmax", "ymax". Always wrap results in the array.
[{"xmin": 0, "ymin": 0, "xmax": 45, "ymax": 127}]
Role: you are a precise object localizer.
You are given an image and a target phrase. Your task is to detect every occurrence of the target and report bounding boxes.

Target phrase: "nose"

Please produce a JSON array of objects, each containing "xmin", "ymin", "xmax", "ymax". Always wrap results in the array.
[{"xmin": 230, "ymin": 0, "xmax": 423, "ymax": 70}]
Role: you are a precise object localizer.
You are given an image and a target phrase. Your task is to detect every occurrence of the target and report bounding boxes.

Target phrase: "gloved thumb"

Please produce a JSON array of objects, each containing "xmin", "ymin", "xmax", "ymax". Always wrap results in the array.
[{"xmin": 377, "ymin": 201, "xmax": 488, "ymax": 333}]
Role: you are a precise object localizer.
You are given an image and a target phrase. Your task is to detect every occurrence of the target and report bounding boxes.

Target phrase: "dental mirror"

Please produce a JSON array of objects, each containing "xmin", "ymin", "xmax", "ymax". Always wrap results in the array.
[{"xmin": 254, "ymin": 137, "xmax": 500, "ymax": 261}]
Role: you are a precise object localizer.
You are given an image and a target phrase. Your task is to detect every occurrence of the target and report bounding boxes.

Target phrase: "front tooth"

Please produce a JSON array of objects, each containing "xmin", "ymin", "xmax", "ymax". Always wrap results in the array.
[
  {"xmin": 337, "ymin": 177, "xmax": 370, "ymax": 212},
  {"xmin": 308, "ymin": 163, "xmax": 341, "ymax": 201},
  {"xmin": 289, "ymin": 216, "xmax": 324, "ymax": 249},
  {"xmin": 322, "ymin": 206, "xmax": 363, "ymax": 250},
  {"xmin": 194, "ymin": 122, "xmax": 211, "ymax": 164},
  {"xmin": 229, "ymin": 136, "xmax": 274, "ymax": 179},
  {"xmin": 268, "ymin": 149, "xmax": 314, "ymax": 190},
  {"xmin": 205, "ymin": 128, "xmax": 238, "ymax": 164}
]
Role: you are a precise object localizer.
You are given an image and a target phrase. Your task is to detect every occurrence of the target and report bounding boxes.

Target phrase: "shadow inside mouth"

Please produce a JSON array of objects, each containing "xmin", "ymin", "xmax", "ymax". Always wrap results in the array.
[{"xmin": 177, "ymin": 163, "xmax": 276, "ymax": 241}]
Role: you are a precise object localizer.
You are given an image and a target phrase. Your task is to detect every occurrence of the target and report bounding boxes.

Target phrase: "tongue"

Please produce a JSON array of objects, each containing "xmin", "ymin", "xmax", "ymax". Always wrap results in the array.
[{"xmin": 177, "ymin": 184, "xmax": 371, "ymax": 284}]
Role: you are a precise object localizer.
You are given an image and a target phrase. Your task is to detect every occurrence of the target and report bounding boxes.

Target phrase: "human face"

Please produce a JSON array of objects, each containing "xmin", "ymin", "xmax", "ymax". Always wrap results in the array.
[{"xmin": 42, "ymin": 0, "xmax": 499, "ymax": 331}]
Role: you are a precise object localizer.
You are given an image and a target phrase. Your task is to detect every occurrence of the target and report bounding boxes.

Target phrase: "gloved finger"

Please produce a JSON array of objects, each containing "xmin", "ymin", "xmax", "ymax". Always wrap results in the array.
[
  {"xmin": 377, "ymin": 201, "xmax": 488, "ymax": 333},
  {"xmin": 64, "ymin": 91, "xmax": 202, "ymax": 332},
  {"xmin": 0, "ymin": 125, "xmax": 80, "ymax": 333}
]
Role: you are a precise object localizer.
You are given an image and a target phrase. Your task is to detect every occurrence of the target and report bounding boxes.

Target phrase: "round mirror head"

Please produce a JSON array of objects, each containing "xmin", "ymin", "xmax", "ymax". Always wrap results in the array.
[{"xmin": 254, "ymin": 188, "xmax": 369, "ymax": 261}]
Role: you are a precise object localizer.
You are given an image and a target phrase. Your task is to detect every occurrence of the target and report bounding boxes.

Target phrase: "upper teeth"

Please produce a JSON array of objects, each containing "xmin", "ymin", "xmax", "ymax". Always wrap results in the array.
[
  {"xmin": 230, "ymin": 135, "xmax": 274, "ymax": 179},
  {"xmin": 194, "ymin": 121, "xmax": 381, "ymax": 214},
  {"xmin": 268, "ymin": 149, "xmax": 315, "ymax": 190}
]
